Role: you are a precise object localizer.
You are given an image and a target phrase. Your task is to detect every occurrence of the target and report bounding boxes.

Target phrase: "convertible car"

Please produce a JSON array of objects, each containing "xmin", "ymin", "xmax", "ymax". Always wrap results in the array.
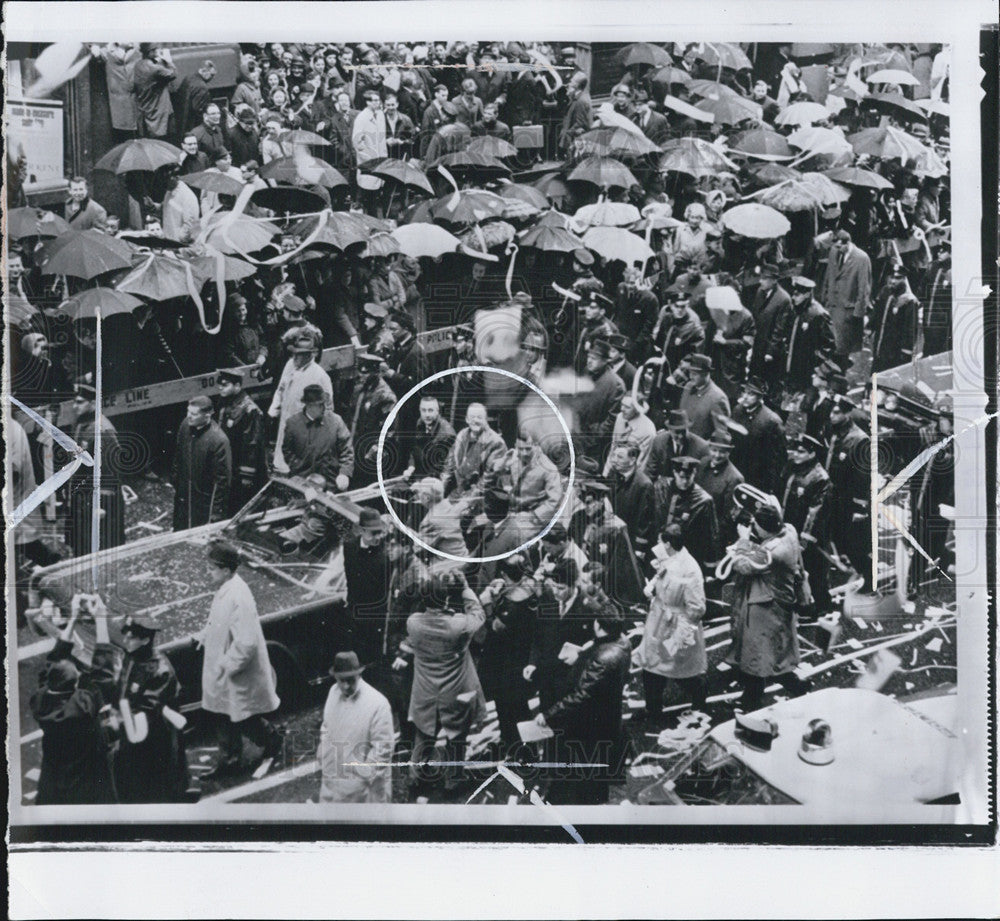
[{"xmin": 23, "ymin": 476, "xmax": 402, "ymax": 720}]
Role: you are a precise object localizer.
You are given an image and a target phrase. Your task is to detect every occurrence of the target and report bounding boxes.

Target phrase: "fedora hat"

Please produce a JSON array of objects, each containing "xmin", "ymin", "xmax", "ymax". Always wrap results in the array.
[{"xmin": 329, "ymin": 650, "xmax": 365, "ymax": 678}]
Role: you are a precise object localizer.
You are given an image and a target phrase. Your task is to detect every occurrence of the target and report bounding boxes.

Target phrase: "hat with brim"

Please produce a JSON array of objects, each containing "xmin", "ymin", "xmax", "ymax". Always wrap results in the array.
[
  {"xmin": 671, "ymin": 455, "xmax": 700, "ymax": 473},
  {"xmin": 363, "ymin": 302, "xmax": 388, "ymax": 319},
  {"xmin": 208, "ymin": 539, "xmax": 241, "ymax": 570},
  {"xmin": 302, "ymin": 383, "xmax": 327, "ymax": 404},
  {"xmin": 741, "ymin": 376, "xmax": 767, "ymax": 396},
  {"xmin": 358, "ymin": 506, "xmax": 388, "ymax": 532},
  {"xmin": 708, "ymin": 430, "xmax": 734, "ymax": 449},
  {"xmin": 588, "ymin": 338, "xmax": 612, "ymax": 360},
  {"xmin": 607, "ymin": 333, "xmax": 630, "ymax": 352},
  {"xmin": 666, "ymin": 409, "xmax": 690, "ymax": 429},
  {"xmin": 218, "ymin": 368, "xmax": 245, "ymax": 386},
  {"xmin": 790, "ymin": 433, "xmax": 825, "ymax": 454},
  {"xmin": 791, "ymin": 275, "xmax": 816, "ymax": 292},
  {"xmin": 329, "ymin": 650, "xmax": 366, "ymax": 678},
  {"xmin": 44, "ymin": 659, "xmax": 80, "ymax": 696},
  {"xmin": 283, "ymin": 294, "xmax": 307, "ymax": 314},
  {"xmin": 572, "ymin": 247, "xmax": 594, "ymax": 266},
  {"xmin": 356, "ymin": 352, "xmax": 385, "ymax": 370},
  {"xmin": 580, "ymin": 478, "xmax": 611, "ymax": 497},
  {"xmin": 687, "ymin": 353, "xmax": 712, "ymax": 372}
]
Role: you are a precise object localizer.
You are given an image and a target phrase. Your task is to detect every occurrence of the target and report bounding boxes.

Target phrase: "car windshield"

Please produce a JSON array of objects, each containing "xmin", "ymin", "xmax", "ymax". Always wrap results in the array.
[{"xmin": 636, "ymin": 738, "xmax": 799, "ymax": 806}]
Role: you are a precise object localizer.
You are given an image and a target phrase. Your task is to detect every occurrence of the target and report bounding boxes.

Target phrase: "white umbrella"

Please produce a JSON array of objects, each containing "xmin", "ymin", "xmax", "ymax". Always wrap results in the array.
[
  {"xmin": 720, "ymin": 203, "xmax": 791, "ymax": 238},
  {"xmin": 593, "ymin": 103, "xmax": 650, "ymax": 138},
  {"xmin": 573, "ymin": 201, "xmax": 641, "ymax": 228},
  {"xmin": 787, "ymin": 126, "xmax": 854, "ymax": 159},
  {"xmin": 774, "ymin": 101, "xmax": 830, "ymax": 127},
  {"xmin": 581, "ymin": 226, "xmax": 654, "ymax": 264},
  {"xmin": 917, "ymin": 98, "xmax": 951, "ymax": 117},
  {"xmin": 867, "ymin": 68, "xmax": 921, "ymax": 86},
  {"xmin": 390, "ymin": 223, "xmax": 462, "ymax": 258},
  {"xmin": 704, "ymin": 285, "xmax": 745, "ymax": 328}
]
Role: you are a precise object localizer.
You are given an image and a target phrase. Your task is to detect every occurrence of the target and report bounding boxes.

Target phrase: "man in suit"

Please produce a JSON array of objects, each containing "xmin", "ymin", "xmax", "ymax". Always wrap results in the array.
[
  {"xmin": 419, "ymin": 83, "xmax": 451, "ymax": 157},
  {"xmin": 607, "ymin": 441, "xmax": 657, "ymax": 562},
  {"xmin": 383, "ymin": 91, "xmax": 416, "ymax": 159},
  {"xmin": 468, "ymin": 49, "xmax": 510, "ymax": 105},
  {"xmin": 173, "ymin": 58, "xmax": 216, "ymax": 134},
  {"xmin": 316, "ymin": 89, "xmax": 357, "ymax": 175},
  {"xmin": 471, "ymin": 102, "xmax": 512, "ymax": 140},
  {"xmin": 451, "ymin": 77, "xmax": 485, "ymax": 128},
  {"xmin": 678, "ymin": 353, "xmax": 731, "ymax": 441},
  {"xmin": 558, "ymin": 72, "xmax": 592, "ymax": 153},
  {"xmin": 191, "ymin": 102, "xmax": 229, "ymax": 163},
  {"xmin": 817, "ymin": 229, "xmax": 872, "ymax": 368},
  {"xmin": 632, "ymin": 87, "xmax": 670, "ymax": 145},
  {"xmin": 64, "ymin": 177, "xmax": 108, "ymax": 232}
]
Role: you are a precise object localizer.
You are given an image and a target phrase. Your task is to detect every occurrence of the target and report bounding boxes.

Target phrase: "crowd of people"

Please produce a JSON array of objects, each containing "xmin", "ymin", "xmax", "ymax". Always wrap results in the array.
[{"xmin": 12, "ymin": 39, "xmax": 957, "ymax": 807}]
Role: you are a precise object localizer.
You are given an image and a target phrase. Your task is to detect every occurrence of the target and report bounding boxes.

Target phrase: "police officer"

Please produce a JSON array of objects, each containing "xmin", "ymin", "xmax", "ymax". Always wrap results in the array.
[
  {"xmin": 731, "ymin": 376, "xmax": 787, "ymax": 495},
  {"xmin": 784, "ymin": 275, "xmax": 835, "ymax": 396},
  {"xmin": 871, "ymin": 264, "xmax": 920, "ymax": 373},
  {"xmin": 782, "ymin": 433, "xmax": 833, "ymax": 616},
  {"xmin": 574, "ymin": 292, "xmax": 619, "ymax": 374},
  {"xmin": 350, "ymin": 352, "xmax": 399, "ymax": 487},
  {"xmin": 108, "ymin": 614, "xmax": 191, "ymax": 803},
  {"xmin": 217, "ymin": 368, "xmax": 268, "ymax": 515},
  {"xmin": 825, "ymin": 394, "xmax": 874, "ymax": 593},
  {"xmin": 659, "ymin": 455, "xmax": 720, "ymax": 573}
]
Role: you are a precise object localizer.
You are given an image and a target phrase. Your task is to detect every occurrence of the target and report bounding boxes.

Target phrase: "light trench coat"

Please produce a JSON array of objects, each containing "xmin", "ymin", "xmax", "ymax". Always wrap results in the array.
[
  {"xmin": 635, "ymin": 546, "xmax": 707, "ymax": 679},
  {"xmin": 200, "ymin": 574, "xmax": 280, "ymax": 722},
  {"xmin": 318, "ymin": 679, "xmax": 394, "ymax": 803}
]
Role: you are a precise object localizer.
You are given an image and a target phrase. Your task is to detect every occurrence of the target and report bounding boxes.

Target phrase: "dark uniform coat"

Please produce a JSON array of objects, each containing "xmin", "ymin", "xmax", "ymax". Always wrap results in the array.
[
  {"xmin": 657, "ymin": 481, "xmax": 721, "ymax": 571},
  {"xmin": 350, "ymin": 376, "xmax": 398, "ymax": 486},
  {"xmin": 613, "ymin": 284, "xmax": 658, "ymax": 362},
  {"xmin": 67, "ymin": 414, "xmax": 126, "ymax": 556},
  {"xmin": 609, "ymin": 467, "xmax": 657, "ymax": 560},
  {"xmin": 783, "ymin": 298, "xmax": 835, "ymax": 392},
  {"xmin": 697, "ymin": 457, "xmax": 744, "ymax": 546},
  {"xmin": 871, "ymin": 286, "xmax": 919, "ymax": 373},
  {"xmin": 731, "ymin": 401, "xmax": 787, "ymax": 496},
  {"xmin": 644, "ymin": 429, "xmax": 710, "ymax": 484},
  {"xmin": 576, "ymin": 366, "xmax": 626, "ymax": 461},
  {"xmin": 172, "ymin": 419, "xmax": 232, "ymax": 531},
  {"xmin": 218, "ymin": 393, "xmax": 268, "ymax": 515},
  {"xmin": 97, "ymin": 642, "xmax": 190, "ymax": 803},
  {"xmin": 825, "ymin": 422, "xmax": 872, "ymax": 580},
  {"xmin": 570, "ymin": 508, "xmax": 645, "ymax": 607},
  {"xmin": 749, "ymin": 283, "xmax": 794, "ymax": 388},
  {"xmin": 782, "ymin": 459, "xmax": 833, "ymax": 611}
]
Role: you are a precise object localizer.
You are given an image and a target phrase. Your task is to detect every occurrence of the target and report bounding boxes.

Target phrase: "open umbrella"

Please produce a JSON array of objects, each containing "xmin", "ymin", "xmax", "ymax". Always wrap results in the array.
[
  {"xmin": 58, "ymin": 287, "xmax": 143, "ymax": 320},
  {"xmin": 687, "ymin": 79, "xmax": 745, "ymax": 100},
  {"xmin": 774, "ymin": 101, "xmax": 831, "ymax": 127},
  {"xmin": 747, "ymin": 162, "xmax": 803, "ymax": 186},
  {"xmin": 787, "ymin": 126, "xmax": 854, "ymax": 159},
  {"xmin": 532, "ymin": 174, "xmax": 571, "ymax": 207},
  {"xmin": 363, "ymin": 158, "xmax": 435, "ymax": 194},
  {"xmin": 863, "ymin": 92, "xmax": 928, "ymax": 122},
  {"xmin": 38, "ymin": 229, "xmax": 133, "ymax": 279},
  {"xmin": 467, "ymin": 135, "xmax": 519, "ymax": 159},
  {"xmin": 400, "ymin": 199, "xmax": 435, "ymax": 226},
  {"xmin": 820, "ymin": 166, "xmax": 894, "ymax": 190},
  {"xmin": 118, "ymin": 231, "xmax": 186, "ymax": 250},
  {"xmin": 94, "ymin": 138, "xmax": 183, "ymax": 174},
  {"xmin": 116, "ymin": 253, "xmax": 197, "ymax": 300},
  {"xmin": 435, "ymin": 150, "xmax": 511, "ymax": 177},
  {"xmin": 704, "ymin": 285, "xmax": 746, "ymax": 329},
  {"xmin": 200, "ymin": 213, "xmax": 280, "ymax": 254},
  {"xmin": 459, "ymin": 221, "xmax": 516, "ymax": 251},
  {"xmin": 695, "ymin": 93, "xmax": 762, "ymax": 126},
  {"xmin": 518, "ymin": 223, "xmax": 584, "ymax": 253},
  {"xmin": 250, "ymin": 184, "xmax": 327, "ymax": 214},
  {"xmin": 720, "ymin": 203, "xmax": 790, "ymax": 238},
  {"xmin": 695, "ymin": 41, "xmax": 753, "ymax": 72},
  {"xmin": 758, "ymin": 181, "xmax": 825, "ymax": 212},
  {"xmin": 848, "ymin": 125, "xmax": 929, "ymax": 162},
  {"xmin": 917, "ymin": 98, "xmax": 951, "ymax": 118},
  {"xmin": 280, "ymin": 128, "xmax": 331, "ymax": 147},
  {"xmin": 189, "ymin": 253, "xmax": 257, "ymax": 282},
  {"xmin": 499, "ymin": 198, "xmax": 541, "ymax": 221},
  {"xmin": 728, "ymin": 128, "xmax": 794, "ymax": 160},
  {"xmin": 293, "ymin": 212, "xmax": 371, "ymax": 250},
  {"xmin": 659, "ymin": 137, "xmax": 737, "ymax": 178},
  {"xmin": 581, "ymin": 226, "xmax": 654, "ymax": 264},
  {"xmin": 650, "ymin": 65, "xmax": 693, "ymax": 88},
  {"xmin": 8, "ymin": 207, "xmax": 71, "ymax": 239},
  {"xmin": 866, "ymin": 68, "xmax": 921, "ymax": 86},
  {"xmin": 431, "ymin": 190, "xmax": 508, "ymax": 224},
  {"xmin": 181, "ymin": 170, "xmax": 245, "ymax": 196},
  {"xmin": 800, "ymin": 172, "xmax": 852, "ymax": 204},
  {"xmin": 857, "ymin": 47, "xmax": 913, "ymax": 74},
  {"xmin": 498, "ymin": 183, "xmax": 550, "ymax": 209},
  {"xmin": 661, "ymin": 95, "xmax": 716, "ymax": 124},
  {"xmin": 259, "ymin": 155, "xmax": 347, "ymax": 188},
  {"xmin": 391, "ymin": 223, "xmax": 462, "ymax": 258},
  {"xmin": 575, "ymin": 126, "xmax": 661, "ymax": 159},
  {"xmin": 573, "ymin": 201, "xmax": 641, "ymax": 228},
  {"xmin": 618, "ymin": 43, "xmax": 673, "ymax": 68},
  {"xmin": 9, "ymin": 295, "xmax": 39, "ymax": 328},
  {"xmin": 568, "ymin": 156, "xmax": 638, "ymax": 190},
  {"xmin": 909, "ymin": 147, "xmax": 948, "ymax": 178},
  {"xmin": 363, "ymin": 232, "xmax": 402, "ymax": 259},
  {"xmin": 534, "ymin": 209, "xmax": 572, "ymax": 229}
]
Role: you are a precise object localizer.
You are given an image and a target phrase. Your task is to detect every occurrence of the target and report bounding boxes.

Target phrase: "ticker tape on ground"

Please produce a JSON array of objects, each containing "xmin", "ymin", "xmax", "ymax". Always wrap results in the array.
[{"xmin": 49, "ymin": 325, "xmax": 459, "ymax": 425}]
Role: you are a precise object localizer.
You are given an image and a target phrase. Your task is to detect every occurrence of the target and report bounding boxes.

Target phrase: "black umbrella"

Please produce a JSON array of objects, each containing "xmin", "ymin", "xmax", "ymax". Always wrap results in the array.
[{"xmin": 249, "ymin": 184, "xmax": 326, "ymax": 215}]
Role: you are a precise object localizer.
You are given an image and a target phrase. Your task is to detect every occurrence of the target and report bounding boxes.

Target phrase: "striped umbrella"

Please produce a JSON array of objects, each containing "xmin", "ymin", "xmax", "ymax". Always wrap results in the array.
[{"xmin": 568, "ymin": 156, "xmax": 638, "ymax": 190}]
